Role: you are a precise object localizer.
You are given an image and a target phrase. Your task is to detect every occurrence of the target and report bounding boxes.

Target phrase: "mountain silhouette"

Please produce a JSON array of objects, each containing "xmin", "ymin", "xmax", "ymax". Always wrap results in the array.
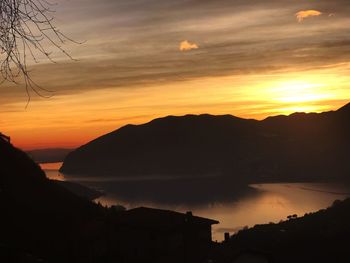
[
  {"xmin": 60, "ymin": 103, "xmax": 350, "ymax": 182},
  {"xmin": 0, "ymin": 138, "xmax": 104, "ymax": 262},
  {"xmin": 27, "ymin": 148, "xmax": 73, "ymax": 163}
]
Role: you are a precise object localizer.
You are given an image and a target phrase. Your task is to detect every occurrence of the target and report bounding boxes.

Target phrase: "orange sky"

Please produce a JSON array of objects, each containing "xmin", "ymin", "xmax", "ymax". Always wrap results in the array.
[
  {"xmin": 1, "ymin": 0, "xmax": 350, "ymax": 150},
  {"xmin": 2, "ymin": 68, "xmax": 349, "ymax": 150}
]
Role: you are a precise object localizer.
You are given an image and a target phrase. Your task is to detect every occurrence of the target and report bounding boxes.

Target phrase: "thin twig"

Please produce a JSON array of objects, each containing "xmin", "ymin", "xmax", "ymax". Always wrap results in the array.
[{"xmin": 0, "ymin": 0, "xmax": 76, "ymax": 101}]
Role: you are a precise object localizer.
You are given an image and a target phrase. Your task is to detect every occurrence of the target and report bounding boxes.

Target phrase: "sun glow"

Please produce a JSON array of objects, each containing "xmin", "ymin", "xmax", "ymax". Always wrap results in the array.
[
  {"xmin": 1, "ymin": 69, "xmax": 349, "ymax": 150},
  {"xmin": 272, "ymin": 80, "xmax": 331, "ymax": 103}
]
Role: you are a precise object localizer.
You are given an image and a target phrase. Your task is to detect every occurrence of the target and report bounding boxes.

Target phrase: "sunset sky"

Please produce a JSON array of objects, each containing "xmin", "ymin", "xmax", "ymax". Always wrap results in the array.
[{"xmin": 1, "ymin": 0, "xmax": 350, "ymax": 150}]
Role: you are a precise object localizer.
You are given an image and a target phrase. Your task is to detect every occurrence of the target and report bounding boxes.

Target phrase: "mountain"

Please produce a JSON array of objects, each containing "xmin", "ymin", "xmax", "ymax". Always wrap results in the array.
[
  {"xmin": 60, "ymin": 103, "xmax": 350, "ymax": 182},
  {"xmin": 27, "ymin": 148, "xmax": 73, "ymax": 163}
]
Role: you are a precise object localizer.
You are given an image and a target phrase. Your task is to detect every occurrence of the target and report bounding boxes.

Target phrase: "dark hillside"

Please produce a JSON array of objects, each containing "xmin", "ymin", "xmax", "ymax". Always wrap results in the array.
[
  {"xmin": 61, "ymin": 103, "xmax": 350, "ymax": 183},
  {"xmin": 0, "ymin": 138, "xmax": 103, "ymax": 262},
  {"xmin": 217, "ymin": 198, "xmax": 350, "ymax": 263}
]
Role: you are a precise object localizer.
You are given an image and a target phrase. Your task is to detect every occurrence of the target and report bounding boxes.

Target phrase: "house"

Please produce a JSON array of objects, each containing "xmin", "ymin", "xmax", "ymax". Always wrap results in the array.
[
  {"xmin": 217, "ymin": 249, "xmax": 273, "ymax": 263},
  {"xmin": 112, "ymin": 207, "xmax": 219, "ymax": 263}
]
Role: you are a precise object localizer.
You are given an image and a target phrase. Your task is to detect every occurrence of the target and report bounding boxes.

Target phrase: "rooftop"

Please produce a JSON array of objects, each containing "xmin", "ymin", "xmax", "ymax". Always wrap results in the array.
[{"xmin": 117, "ymin": 207, "xmax": 219, "ymax": 228}]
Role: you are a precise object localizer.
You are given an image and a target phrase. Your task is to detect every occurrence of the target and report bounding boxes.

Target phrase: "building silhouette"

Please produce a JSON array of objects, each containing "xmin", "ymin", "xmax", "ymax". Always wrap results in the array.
[{"xmin": 112, "ymin": 207, "xmax": 219, "ymax": 263}]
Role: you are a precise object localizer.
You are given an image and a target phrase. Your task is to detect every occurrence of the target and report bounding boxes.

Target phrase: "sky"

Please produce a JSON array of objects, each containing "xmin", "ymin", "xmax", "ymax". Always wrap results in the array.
[{"xmin": 1, "ymin": 0, "xmax": 350, "ymax": 150}]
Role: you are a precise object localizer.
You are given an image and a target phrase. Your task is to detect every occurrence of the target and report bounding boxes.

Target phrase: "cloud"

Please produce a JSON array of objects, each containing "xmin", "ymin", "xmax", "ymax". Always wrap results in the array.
[
  {"xmin": 179, "ymin": 40, "xmax": 199, "ymax": 51},
  {"xmin": 296, "ymin": 10, "xmax": 322, "ymax": 22},
  {"xmin": 3, "ymin": 0, "xmax": 350, "ymax": 103}
]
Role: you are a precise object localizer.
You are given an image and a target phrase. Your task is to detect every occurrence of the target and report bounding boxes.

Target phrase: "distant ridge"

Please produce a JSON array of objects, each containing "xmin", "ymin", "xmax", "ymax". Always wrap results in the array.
[
  {"xmin": 27, "ymin": 148, "xmax": 73, "ymax": 163},
  {"xmin": 60, "ymin": 102, "xmax": 350, "ymax": 183}
]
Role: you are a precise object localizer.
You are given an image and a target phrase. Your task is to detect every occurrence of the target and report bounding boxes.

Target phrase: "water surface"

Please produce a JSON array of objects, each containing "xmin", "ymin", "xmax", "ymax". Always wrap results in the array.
[{"xmin": 41, "ymin": 162, "xmax": 350, "ymax": 241}]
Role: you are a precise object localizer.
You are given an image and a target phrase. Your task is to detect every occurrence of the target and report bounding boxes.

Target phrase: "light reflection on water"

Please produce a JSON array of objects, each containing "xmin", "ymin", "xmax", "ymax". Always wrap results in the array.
[
  {"xmin": 40, "ymin": 162, "xmax": 65, "ymax": 181},
  {"xmin": 42, "ymin": 162, "xmax": 350, "ymax": 241}
]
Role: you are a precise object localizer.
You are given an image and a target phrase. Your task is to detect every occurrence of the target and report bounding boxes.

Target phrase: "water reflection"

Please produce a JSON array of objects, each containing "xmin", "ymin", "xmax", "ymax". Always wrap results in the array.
[
  {"xmin": 40, "ymin": 162, "xmax": 65, "ymax": 181},
  {"xmin": 42, "ymin": 162, "xmax": 350, "ymax": 241}
]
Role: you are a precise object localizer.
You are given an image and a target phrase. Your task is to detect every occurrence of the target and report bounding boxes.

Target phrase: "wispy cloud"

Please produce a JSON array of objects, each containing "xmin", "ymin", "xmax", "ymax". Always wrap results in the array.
[
  {"xmin": 179, "ymin": 40, "xmax": 199, "ymax": 51},
  {"xmin": 296, "ymin": 10, "xmax": 322, "ymax": 22}
]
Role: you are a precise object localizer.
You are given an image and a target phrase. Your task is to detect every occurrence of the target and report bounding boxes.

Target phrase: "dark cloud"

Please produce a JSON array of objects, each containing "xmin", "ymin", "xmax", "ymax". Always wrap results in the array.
[{"xmin": 2, "ymin": 0, "xmax": 350, "ymax": 101}]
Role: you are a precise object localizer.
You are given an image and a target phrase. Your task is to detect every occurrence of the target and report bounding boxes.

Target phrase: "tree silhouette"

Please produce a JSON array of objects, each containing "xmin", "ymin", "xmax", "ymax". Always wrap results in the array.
[{"xmin": 0, "ymin": 0, "xmax": 75, "ymax": 101}]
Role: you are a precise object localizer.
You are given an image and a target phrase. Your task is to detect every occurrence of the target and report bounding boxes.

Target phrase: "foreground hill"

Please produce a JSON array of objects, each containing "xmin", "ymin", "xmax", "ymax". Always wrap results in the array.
[
  {"xmin": 61, "ymin": 103, "xmax": 350, "ymax": 182},
  {"xmin": 0, "ymin": 138, "xmax": 104, "ymax": 262},
  {"xmin": 216, "ymin": 197, "xmax": 350, "ymax": 263},
  {"xmin": 1, "ymin": 138, "xmax": 219, "ymax": 263}
]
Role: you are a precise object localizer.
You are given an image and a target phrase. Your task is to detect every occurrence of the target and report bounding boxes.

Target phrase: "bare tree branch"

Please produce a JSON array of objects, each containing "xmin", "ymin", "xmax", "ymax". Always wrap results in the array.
[{"xmin": 0, "ymin": 0, "xmax": 76, "ymax": 104}]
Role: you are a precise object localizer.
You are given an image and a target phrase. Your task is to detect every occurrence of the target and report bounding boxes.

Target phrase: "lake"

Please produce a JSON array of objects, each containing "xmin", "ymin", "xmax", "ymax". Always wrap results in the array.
[{"xmin": 41, "ymin": 162, "xmax": 350, "ymax": 241}]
